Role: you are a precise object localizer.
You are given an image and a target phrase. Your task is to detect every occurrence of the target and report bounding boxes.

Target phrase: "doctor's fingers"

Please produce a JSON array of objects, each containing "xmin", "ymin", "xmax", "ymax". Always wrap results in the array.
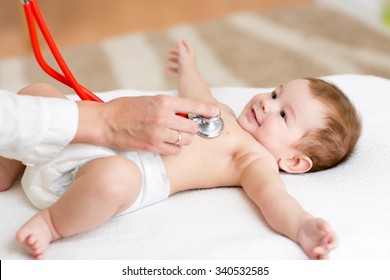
[
  {"xmin": 144, "ymin": 129, "xmax": 193, "ymax": 156},
  {"xmin": 167, "ymin": 129, "xmax": 193, "ymax": 147},
  {"xmin": 172, "ymin": 96, "xmax": 219, "ymax": 118},
  {"xmin": 163, "ymin": 131, "xmax": 193, "ymax": 154}
]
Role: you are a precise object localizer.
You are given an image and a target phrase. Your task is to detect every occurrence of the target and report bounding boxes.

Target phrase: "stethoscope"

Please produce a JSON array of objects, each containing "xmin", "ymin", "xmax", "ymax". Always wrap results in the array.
[
  {"xmin": 21, "ymin": 0, "xmax": 223, "ymax": 138},
  {"xmin": 22, "ymin": 0, "xmax": 102, "ymax": 102}
]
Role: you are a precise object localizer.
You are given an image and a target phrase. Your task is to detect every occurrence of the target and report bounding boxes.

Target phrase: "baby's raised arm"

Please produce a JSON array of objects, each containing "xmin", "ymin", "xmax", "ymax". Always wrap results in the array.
[
  {"xmin": 167, "ymin": 40, "xmax": 219, "ymax": 105},
  {"xmin": 239, "ymin": 154, "xmax": 338, "ymax": 259}
]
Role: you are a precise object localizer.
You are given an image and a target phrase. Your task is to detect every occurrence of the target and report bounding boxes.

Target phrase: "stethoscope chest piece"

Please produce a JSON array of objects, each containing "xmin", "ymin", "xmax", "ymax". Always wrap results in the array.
[{"xmin": 188, "ymin": 113, "xmax": 224, "ymax": 139}]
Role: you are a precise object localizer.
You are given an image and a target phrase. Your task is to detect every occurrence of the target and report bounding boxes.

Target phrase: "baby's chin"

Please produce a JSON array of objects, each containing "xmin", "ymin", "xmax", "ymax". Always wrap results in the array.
[{"xmin": 237, "ymin": 116, "xmax": 250, "ymax": 133}]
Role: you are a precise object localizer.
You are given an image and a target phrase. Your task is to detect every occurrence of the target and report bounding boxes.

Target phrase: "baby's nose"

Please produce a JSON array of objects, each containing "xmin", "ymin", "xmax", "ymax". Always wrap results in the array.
[{"xmin": 261, "ymin": 99, "xmax": 275, "ymax": 113}]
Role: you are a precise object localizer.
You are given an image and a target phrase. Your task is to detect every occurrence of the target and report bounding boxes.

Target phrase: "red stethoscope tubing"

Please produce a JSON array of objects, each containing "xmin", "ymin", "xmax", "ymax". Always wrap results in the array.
[{"xmin": 23, "ymin": 0, "xmax": 103, "ymax": 102}]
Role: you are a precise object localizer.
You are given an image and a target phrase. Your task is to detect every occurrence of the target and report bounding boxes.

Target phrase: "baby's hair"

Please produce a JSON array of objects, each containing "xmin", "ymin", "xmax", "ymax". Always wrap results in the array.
[{"xmin": 294, "ymin": 78, "xmax": 362, "ymax": 172}]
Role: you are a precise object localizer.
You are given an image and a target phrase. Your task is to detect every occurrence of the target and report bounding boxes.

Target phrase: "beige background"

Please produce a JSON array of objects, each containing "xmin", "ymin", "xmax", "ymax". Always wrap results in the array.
[{"xmin": 0, "ymin": 0, "xmax": 310, "ymax": 58}]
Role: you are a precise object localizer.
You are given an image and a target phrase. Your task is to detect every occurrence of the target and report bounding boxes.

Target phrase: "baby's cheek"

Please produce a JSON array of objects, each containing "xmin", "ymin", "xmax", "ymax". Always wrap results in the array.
[
  {"xmin": 261, "ymin": 124, "xmax": 276, "ymax": 137},
  {"xmin": 258, "ymin": 125, "xmax": 282, "ymax": 148}
]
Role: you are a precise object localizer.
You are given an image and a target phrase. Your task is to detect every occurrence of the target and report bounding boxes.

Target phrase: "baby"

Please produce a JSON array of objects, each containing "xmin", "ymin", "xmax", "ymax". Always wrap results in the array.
[{"xmin": 15, "ymin": 39, "xmax": 361, "ymax": 259}]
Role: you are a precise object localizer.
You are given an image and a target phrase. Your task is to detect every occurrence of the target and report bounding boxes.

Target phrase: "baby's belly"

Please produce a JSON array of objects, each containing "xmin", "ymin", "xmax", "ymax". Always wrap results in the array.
[{"xmin": 162, "ymin": 149, "xmax": 239, "ymax": 194}]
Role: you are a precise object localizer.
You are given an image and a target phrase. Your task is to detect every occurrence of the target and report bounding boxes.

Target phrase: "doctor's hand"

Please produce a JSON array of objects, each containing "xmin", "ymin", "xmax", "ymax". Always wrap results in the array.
[{"xmin": 76, "ymin": 95, "xmax": 218, "ymax": 155}]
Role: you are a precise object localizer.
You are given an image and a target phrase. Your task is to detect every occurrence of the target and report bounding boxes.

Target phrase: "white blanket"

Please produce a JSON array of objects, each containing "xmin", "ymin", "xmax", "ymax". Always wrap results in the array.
[{"xmin": 1, "ymin": 74, "xmax": 389, "ymax": 260}]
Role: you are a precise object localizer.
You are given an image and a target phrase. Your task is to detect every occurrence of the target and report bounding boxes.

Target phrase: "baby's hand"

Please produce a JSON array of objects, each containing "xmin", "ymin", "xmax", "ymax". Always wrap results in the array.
[
  {"xmin": 297, "ymin": 218, "xmax": 338, "ymax": 260},
  {"xmin": 167, "ymin": 39, "xmax": 196, "ymax": 73}
]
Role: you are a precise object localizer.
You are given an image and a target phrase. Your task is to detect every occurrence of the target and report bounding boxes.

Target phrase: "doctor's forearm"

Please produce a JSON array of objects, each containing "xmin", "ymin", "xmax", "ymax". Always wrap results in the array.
[{"xmin": 73, "ymin": 100, "xmax": 107, "ymax": 147}]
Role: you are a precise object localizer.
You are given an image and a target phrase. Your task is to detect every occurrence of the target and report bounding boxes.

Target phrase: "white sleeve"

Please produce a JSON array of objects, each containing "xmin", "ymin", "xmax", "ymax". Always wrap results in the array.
[{"xmin": 0, "ymin": 90, "xmax": 78, "ymax": 164}]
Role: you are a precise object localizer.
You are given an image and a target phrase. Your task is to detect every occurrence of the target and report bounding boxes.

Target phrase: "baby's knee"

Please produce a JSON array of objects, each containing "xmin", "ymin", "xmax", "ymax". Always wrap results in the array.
[
  {"xmin": 89, "ymin": 156, "xmax": 142, "ymax": 203},
  {"xmin": 18, "ymin": 83, "xmax": 66, "ymax": 99}
]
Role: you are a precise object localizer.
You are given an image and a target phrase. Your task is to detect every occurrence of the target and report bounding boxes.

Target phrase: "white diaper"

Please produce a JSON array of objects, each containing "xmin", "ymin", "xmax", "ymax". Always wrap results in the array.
[
  {"xmin": 21, "ymin": 144, "xmax": 170, "ymax": 214},
  {"xmin": 116, "ymin": 151, "xmax": 170, "ymax": 215}
]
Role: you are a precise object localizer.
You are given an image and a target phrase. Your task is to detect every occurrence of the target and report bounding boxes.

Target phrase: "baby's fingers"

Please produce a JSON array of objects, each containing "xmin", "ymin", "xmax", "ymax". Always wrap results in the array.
[{"xmin": 311, "ymin": 246, "xmax": 328, "ymax": 260}]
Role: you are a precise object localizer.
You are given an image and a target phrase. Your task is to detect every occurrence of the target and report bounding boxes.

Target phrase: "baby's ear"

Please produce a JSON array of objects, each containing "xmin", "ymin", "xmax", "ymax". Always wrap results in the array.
[{"xmin": 278, "ymin": 154, "xmax": 312, "ymax": 173}]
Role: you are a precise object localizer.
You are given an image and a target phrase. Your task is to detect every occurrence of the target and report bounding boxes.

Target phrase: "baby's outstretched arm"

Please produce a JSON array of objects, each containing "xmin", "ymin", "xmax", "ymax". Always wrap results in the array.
[{"xmin": 240, "ymin": 156, "xmax": 338, "ymax": 259}]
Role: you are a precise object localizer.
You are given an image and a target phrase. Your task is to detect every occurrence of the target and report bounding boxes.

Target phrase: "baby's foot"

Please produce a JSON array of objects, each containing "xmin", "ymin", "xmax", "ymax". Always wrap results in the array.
[
  {"xmin": 297, "ymin": 218, "xmax": 338, "ymax": 260},
  {"xmin": 167, "ymin": 39, "xmax": 196, "ymax": 73},
  {"xmin": 16, "ymin": 209, "xmax": 59, "ymax": 259}
]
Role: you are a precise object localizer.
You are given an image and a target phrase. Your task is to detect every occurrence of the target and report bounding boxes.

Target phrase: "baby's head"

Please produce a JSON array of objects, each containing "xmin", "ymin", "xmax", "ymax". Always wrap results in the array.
[
  {"xmin": 293, "ymin": 78, "xmax": 361, "ymax": 172},
  {"xmin": 237, "ymin": 78, "xmax": 361, "ymax": 173}
]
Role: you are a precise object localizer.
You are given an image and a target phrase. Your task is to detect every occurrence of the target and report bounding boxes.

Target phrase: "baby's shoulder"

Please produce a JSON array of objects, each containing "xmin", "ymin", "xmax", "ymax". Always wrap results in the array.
[{"xmin": 233, "ymin": 142, "xmax": 276, "ymax": 173}]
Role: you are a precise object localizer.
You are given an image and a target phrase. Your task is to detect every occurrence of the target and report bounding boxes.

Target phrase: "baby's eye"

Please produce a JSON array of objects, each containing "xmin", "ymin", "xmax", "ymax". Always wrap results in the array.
[
  {"xmin": 280, "ymin": 110, "xmax": 286, "ymax": 119},
  {"xmin": 271, "ymin": 91, "xmax": 277, "ymax": 99}
]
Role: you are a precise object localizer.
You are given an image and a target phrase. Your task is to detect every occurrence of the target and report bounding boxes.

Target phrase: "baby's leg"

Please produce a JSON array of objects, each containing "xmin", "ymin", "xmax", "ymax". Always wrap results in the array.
[
  {"xmin": 0, "ymin": 158, "xmax": 25, "ymax": 191},
  {"xmin": 167, "ymin": 40, "xmax": 214, "ymax": 102},
  {"xmin": 16, "ymin": 156, "xmax": 142, "ymax": 259},
  {"xmin": 19, "ymin": 82, "xmax": 68, "ymax": 99},
  {"xmin": 0, "ymin": 83, "xmax": 67, "ymax": 191}
]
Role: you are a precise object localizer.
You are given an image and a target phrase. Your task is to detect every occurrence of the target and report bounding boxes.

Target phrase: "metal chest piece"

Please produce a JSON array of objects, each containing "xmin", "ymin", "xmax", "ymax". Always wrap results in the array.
[{"xmin": 188, "ymin": 112, "xmax": 224, "ymax": 139}]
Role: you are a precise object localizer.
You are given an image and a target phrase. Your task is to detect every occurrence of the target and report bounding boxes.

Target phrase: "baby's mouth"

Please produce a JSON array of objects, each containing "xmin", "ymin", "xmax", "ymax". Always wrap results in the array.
[{"xmin": 251, "ymin": 109, "xmax": 261, "ymax": 126}]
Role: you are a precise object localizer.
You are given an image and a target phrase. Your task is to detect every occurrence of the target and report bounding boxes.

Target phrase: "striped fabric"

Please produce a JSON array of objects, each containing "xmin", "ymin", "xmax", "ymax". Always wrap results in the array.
[{"xmin": 1, "ymin": 4, "xmax": 389, "ymax": 94}]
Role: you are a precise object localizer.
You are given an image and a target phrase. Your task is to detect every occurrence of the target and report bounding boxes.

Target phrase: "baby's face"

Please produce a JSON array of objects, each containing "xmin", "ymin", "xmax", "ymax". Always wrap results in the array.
[{"xmin": 237, "ymin": 79, "xmax": 327, "ymax": 160}]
